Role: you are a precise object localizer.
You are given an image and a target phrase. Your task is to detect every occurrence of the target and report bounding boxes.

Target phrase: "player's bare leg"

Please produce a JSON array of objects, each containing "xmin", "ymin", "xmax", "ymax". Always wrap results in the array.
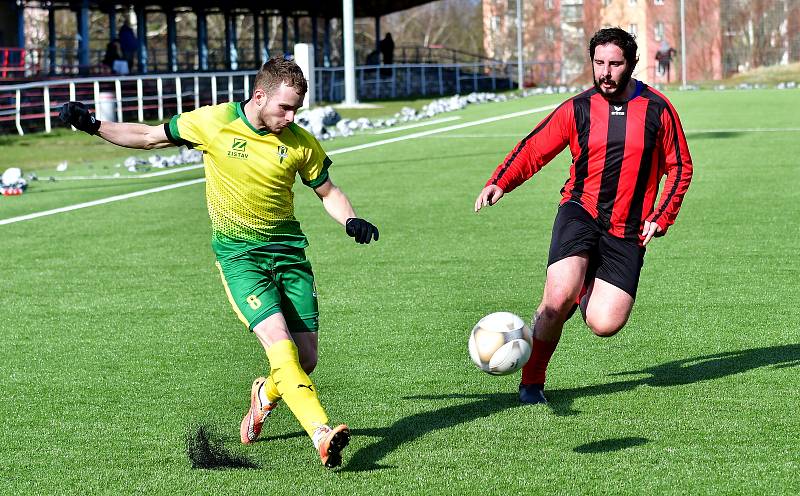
[
  {"xmin": 292, "ymin": 331, "xmax": 318, "ymax": 374},
  {"xmin": 582, "ymin": 278, "xmax": 634, "ymax": 337},
  {"xmin": 535, "ymin": 254, "xmax": 590, "ymax": 342},
  {"xmin": 520, "ymin": 255, "xmax": 588, "ymax": 404}
]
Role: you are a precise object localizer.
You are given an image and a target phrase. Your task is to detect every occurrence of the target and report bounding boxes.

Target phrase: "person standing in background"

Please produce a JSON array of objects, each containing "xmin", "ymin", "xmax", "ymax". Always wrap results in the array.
[{"xmin": 119, "ymin": 21, "xmax": 138, "ymax": 72}]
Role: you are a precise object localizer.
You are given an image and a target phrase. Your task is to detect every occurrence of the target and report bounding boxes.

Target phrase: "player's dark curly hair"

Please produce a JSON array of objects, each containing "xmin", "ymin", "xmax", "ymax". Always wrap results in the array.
[
  {"xmin": 254, "ymin": 56, "xmax": 308, "ymax": 97},
  {"xmin": 589, "ymin": 27, "xmax": 638, "ymax": 66}
]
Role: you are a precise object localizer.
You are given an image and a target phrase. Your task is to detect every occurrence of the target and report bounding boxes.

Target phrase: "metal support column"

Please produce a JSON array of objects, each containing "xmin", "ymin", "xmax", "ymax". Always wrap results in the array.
[
  {"xmin": 108, "ymin": 7, "xmax": 117, "ymax": 41},
  {"xmin": 311, "ymin": 15, "xmax": 318, "ymax": 66},
  {"xmin": 282, "ymin": 14, "xmax": 289, "ymax": 55},
  {"xmin": 375, "ymin": 16, "xmax": 380, "ymax": 53},
  {"xmin": 167, "ymin": 8, "xmax": 177, "ymax": 72},
  {"xmin": 231, "ymin": 12, "xmax": 239, "ymax": 70},
  {"xmin": 323, "ymin": 18, "xmax": 331, "ymax": 67},
  {"xmin": 196, "ymin": 9, "xmax": 208, "ymax": 71},
  {"xmin": 16, "ymin": 0, "xmax": 25, "ymax": 48},
  {"xmin": 343, "ymin": 0, "xmax": 357, "ymax": 104},
  {"xmin": 515, "ymin": 0, "xmax": 523, "ymax": 89},
  {"xmin": 262, "ymin": 14, "xmax": 270, "ymax": 62},
  {"xmin": 77, "ymin": 0, "xmax": 90, "ymax": 72},
  {"xmin": 680, "ymin": 0, "xmax": 687, "ymax": 87},
  {"xmin": 48, "ymin": 7, "xmax": 56, "ymax": 74},
  {"xmin": 224, "ymin": 10, "xmax": 232, "ymax": 69},
  {"xmin": 253, "ymin": 11, "xmax": 261, "ymax": 67},
  {"xmin": 135, "ymin": 6, "xmax": 148, "ymax": 73},
  {"xmin": 225, "ymin": 10, "xmax": 239, "ymax": 70}
]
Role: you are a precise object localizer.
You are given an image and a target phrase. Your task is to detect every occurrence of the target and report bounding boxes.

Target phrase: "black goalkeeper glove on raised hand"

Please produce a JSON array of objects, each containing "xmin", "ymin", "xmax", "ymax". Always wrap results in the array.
[
  {"xmin": 345, "ymin": 218, "xmax": 379, "ymax": 244},
  {"xmin": 59, "ymin": 101, "xmax": 101, "ymax": 135}
]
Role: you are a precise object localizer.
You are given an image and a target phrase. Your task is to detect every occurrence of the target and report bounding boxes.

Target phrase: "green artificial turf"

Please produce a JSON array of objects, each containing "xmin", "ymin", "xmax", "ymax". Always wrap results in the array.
[{"xmin": 1, "ymin": 88, "xmax": 798, "ymax": 495}]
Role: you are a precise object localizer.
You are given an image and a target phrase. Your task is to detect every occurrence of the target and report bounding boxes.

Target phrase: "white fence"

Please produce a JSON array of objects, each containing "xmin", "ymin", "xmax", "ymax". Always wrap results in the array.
[
  {"xmin": 1, "ymin": 70, "xmax": 252, "ymax": 136},
  {"xmin": 0, "ymin": 61, "xmax": 559, "ymax": 136}
]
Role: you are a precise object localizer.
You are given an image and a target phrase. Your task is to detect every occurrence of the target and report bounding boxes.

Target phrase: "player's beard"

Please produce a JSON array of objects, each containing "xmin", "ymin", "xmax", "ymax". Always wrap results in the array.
[{"xmin": 593, "ymin": 67, "xmax": 633, "ymax": 99}]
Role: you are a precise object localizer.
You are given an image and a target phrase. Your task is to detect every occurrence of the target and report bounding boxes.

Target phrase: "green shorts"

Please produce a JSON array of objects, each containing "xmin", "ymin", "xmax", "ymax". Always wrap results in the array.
[{"xmin": 215, "ymin": 245, "xmax": 319, "ymax": 332}]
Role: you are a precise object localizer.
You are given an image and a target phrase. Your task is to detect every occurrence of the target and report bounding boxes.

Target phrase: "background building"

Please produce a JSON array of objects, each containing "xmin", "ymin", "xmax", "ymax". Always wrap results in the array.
[{"xmin": 483, "ymin": 0, "xmax": 800, "ymax": 85}]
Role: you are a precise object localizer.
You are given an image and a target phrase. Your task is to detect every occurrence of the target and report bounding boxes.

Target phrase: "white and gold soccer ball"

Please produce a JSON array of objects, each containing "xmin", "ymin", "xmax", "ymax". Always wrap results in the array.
[{"xmin": 468, "ymin": 312, "xmax": 533, "ymax": 375}]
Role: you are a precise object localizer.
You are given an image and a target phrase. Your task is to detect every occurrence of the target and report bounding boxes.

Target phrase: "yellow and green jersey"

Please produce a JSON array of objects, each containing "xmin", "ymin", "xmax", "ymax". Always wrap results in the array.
[{"xmin": 165, "ymin": 101, "xmax": 331, "ymax": 259}]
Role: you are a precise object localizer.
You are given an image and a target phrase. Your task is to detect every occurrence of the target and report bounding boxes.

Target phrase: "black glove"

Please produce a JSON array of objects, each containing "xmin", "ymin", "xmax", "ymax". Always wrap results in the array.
[
  {"xmin": 345, "ymin": 218, "xmax": 379, "ymax": 244},
  {"xmin": 59, "ymin": 101, "xmax": 101, "ymax": 135}
]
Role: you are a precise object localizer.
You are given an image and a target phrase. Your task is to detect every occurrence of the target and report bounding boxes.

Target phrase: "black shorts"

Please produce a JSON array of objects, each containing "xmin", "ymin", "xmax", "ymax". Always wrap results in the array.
[{"xmin": 547, "ymin": 201, "xmax": 646, "ymax": 298}]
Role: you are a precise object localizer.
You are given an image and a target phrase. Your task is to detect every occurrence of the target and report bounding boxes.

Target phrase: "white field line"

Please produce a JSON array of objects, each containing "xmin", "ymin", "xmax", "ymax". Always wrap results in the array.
[
  {"xmin": 414, "ymin": 133, "xmax": 526, "ymax": 139},
  {"xmin": 326, "ymin": 104, "xmax": 557, "ymax": 156},
  {"xmin": 372, "ymin": 116, "xmax": 461, "ymax": 134},
  {"xmin": 685, "ymin": 127, "xmax": 800, "ymax": 133},
  {"xmin": 53, "ymin": 164, "xmax": 204, "ymax": 181},
  {"xmin": 1, "ymin": 104, "xmax": 558, "ymax": 226},
  {"xmin": 0, "ymin": 178, "xmax": 206, "ymax": 226},
  {"xmin": 413, "ymin": 127, "xmax": 800, "ymax": 140}
]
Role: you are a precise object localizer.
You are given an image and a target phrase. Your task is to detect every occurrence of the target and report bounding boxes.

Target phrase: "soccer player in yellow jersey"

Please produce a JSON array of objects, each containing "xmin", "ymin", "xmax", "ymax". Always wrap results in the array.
[{"xmin": 59, "ymin": 57, "xmax": 379, "ymax": 469}]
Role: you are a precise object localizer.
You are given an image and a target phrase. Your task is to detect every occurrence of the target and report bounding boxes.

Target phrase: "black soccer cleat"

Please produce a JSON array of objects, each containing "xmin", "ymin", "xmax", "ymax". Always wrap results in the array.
[{"xmin": 519, "ymin": 384, "xmax": 548, "ymax": 404}]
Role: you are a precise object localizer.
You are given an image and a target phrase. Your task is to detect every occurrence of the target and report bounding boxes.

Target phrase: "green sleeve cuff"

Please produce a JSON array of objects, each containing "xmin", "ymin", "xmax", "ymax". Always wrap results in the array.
[
  {"xmin": 303, "ymin": 156, "xmax": 332, "ymax": 188},
  {"xmin": 165, "ymin": 116, "xmax": 194, "ymax": 148}
]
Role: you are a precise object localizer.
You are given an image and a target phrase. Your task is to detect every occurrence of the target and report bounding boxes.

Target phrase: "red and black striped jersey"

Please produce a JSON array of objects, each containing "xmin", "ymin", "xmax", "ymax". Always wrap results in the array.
[{"xmin": 487, "ymin": 82, "xmax": 693, "ymax": 242}]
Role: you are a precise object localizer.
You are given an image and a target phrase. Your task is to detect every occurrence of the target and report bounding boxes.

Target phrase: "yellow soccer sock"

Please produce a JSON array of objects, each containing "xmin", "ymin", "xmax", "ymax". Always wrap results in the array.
[
  {"xmin": 264, "ymin": 375, "xmax": 281, "ymax": 404},
  {"xmin": 266, "ymin": 339, "xmax": 329, "ymax": 439}
]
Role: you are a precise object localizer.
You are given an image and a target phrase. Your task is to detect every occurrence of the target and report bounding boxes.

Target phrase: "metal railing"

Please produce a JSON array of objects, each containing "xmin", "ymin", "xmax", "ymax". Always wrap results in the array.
[
  {"xmin": 316, "ymin": 62, "xmax": 525, "ymax": 102},
  {"xmin": 2, "ymin": 47, "xmax": 255, "ymax": 78},
  {"xmin": 393, "ymin": 45, "xmax": 503, "ymax": 65},
  {"xmin": 1, "ymin": 48, "xmax": 29, "ymax": 78},
  {"xmin": 0, "ymin": 60, "xmax": 562, "ymax": 136},
  {"xmin": 4, "ymin": 43, "xmax": 507, "ymax": 81},
  {"xmin": 1, "ymin": 71, "xmax": 253, "ymax": 135}
]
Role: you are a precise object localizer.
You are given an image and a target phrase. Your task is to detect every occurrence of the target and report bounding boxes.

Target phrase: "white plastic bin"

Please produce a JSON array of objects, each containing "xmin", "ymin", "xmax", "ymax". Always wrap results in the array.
[{"xmin": 96, "ymin": 92, "xmax": 117, "ymax": 122}]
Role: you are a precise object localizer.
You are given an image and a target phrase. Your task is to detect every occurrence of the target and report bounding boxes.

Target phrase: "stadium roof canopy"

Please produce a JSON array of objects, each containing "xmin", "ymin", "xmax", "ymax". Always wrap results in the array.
[{"xmin": 35, "ymin": 0, "xmax": 436, "ymax": 18}]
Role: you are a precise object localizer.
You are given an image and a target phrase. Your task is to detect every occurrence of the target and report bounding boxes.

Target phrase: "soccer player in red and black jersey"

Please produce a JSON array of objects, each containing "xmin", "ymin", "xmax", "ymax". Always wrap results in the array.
[{"xmin": 474, "ymin": 27, "xmax": 693, "ymax": 404}]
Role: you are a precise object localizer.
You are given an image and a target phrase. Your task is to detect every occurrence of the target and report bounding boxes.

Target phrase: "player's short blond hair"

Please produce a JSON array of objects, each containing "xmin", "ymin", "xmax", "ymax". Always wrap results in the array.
[{"xmin": 253, "ymin": 57, "xmax": 308, "ymax": 97}]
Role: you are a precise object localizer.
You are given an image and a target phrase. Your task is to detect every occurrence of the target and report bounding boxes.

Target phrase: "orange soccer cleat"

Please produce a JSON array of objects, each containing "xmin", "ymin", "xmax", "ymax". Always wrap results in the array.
[
  {"xmin": 240, "ymin": 377, "xmax": 278, "ymax": 445},
  {"xmin": 316, "ymin": 424, "xmax": 351, "ymax": 469}
]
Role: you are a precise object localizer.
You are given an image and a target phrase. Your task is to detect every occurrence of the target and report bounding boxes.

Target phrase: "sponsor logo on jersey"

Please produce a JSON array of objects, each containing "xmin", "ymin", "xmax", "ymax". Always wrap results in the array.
[
  {"xmin": 227, "ymin": 138, "xmax": 249, "ymax": 159},
  {"xmin": 611, "ymin": 105, "xmax": 625, "ymax": 116},
  {"xmin": 277, "ymin": 145, "xmax": 288, "ymax": 163}
]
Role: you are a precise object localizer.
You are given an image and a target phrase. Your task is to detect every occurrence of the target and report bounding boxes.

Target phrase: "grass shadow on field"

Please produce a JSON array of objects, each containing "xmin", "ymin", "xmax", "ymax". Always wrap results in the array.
[
  {"xmin": 342, "ymin": 345, "xmax": 800, "ymax": 471},
  {"xmin": 548, "ymin": 343, "xmax": 800, "ymax": 416},
  {"xmin": 573, "ymin": 437, "xmax": 649, "ymax": 453},
  {"xmin": 684, "ymin": 131, "xmax": 744, "ymax": 140},
  {"xmin": 343, "ymin": 392, "xmax": 521, "ymax": 472}
]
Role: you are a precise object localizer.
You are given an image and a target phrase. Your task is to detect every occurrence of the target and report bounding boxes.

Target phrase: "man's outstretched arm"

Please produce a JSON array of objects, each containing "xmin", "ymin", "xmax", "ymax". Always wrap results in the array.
[
  {"xmin": 313, "ymin": 178, "xmax": 379, "ymax": 244},
  {"xmin": 59, "ymin": 101, "xmax": 174, "ymax": 150}
]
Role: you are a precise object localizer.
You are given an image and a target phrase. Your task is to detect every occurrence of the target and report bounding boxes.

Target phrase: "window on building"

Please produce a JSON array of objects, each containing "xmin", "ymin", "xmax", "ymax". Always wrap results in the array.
[
  {"xmin": 544, "ymin": 26, "xmax": 555, "ymax": 42},
  {"xmin": 491, "ymin": 16, "xmax": 499, "ymax": 32},
  {"xmin": 546, "ymin": 0, "xmax": 555, "ymax": 9},
  {"xmin": 654, "ymin": 0, "xmax": 665, "ymax": 5},
  {"xmin": 629, "ymin": 0, "xmax": 637, "ymax": 5},
  {"xmin": 654, "ymin": 21, "xmax": 664, "ymax": 41},
  {"xmin": 629, "ymin": 23, "xmax": 638, "ymax": 35}
]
